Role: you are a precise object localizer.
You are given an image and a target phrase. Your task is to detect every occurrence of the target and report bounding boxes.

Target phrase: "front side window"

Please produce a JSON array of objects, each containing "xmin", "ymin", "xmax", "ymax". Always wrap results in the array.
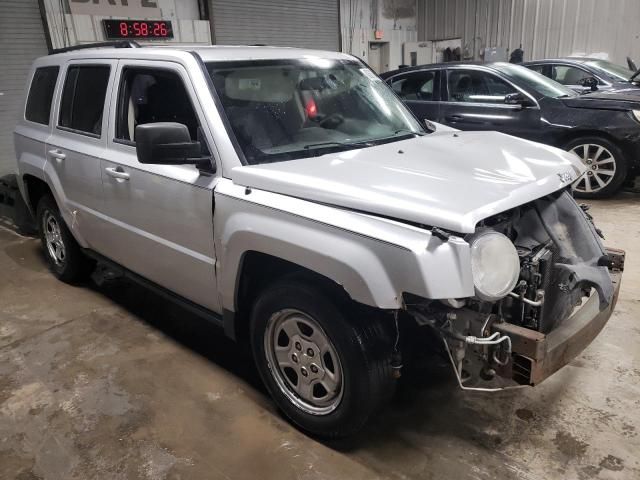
[
  {"xmin": 447, "ymin": 70, "xmax": 517, "ymax": 103},
  {"xmin": 390, "ymin": 71, "xmax": 435, "ymax": 101},
  {"xmin": 115, "ymin": 67, "xmax": 201, "ymax": 142},
  {"xmin": 59, "ymin": 65, "xmax": 110, "ymax": 136},
  {"xmin": 207, "ymin": 59, "xmax": 423, "ymax": 165},
  {"xmin": 25, "ymin": 67, "xmax": 59, "ymax": 125},
  {"xmin": 551, "ymin": 65, "xmax": 594, "ymax": 85},
  {"xmin": 493, "ymin": 63, "xmax": 577, "ymax": 99}
]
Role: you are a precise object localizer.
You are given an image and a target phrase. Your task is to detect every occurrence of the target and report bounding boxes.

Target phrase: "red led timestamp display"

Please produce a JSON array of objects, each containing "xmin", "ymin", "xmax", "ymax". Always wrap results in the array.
[{"xmin": 103, "ymin": 20, "xmax": 173, "ymax": 39}]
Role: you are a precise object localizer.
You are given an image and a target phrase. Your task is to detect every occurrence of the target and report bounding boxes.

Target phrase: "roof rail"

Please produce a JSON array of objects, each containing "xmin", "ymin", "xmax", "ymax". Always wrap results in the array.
[{"xmin": 51, "ymin": 41, "xmax": 141, "ymax": 55}]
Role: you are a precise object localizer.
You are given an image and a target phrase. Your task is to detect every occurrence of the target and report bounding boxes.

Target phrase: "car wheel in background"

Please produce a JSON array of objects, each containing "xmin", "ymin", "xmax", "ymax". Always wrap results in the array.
[{"xmin": 565, "ymin": 136, "xmax": 628, "ymax": 199}]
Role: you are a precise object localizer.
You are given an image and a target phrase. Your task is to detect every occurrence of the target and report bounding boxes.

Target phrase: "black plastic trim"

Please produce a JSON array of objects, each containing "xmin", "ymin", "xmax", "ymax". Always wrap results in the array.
[
  {"xmin": 51, "ymin": 41, "xmax": 141, "ymax": 55},
  {"xmin": 83, "ymin": 249, "xmax": 225, "ymax": 330}
]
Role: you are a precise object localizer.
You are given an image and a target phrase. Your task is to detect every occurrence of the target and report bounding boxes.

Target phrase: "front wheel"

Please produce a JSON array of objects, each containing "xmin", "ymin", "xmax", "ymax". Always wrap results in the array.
[
  {"xmin": 250, "ymin": 279, "xmax": 396, "ymax": 438},
  {"xmin": 565, "ymin": 137, "xmax": 629, "ymax": 198}
]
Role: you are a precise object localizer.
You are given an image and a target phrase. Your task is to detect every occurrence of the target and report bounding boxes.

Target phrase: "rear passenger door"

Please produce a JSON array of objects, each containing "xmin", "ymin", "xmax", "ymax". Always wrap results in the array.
[
  {"xmin": 387, "ymin": 70, "xmax": 440, "ymax": 123},
  {"xmin": 97, "ymin": 60, "xmax": 220, "ymax": 313},
  {"xmin": 45, "ymin": 60, "xmax": 115, "ymax": 248}
]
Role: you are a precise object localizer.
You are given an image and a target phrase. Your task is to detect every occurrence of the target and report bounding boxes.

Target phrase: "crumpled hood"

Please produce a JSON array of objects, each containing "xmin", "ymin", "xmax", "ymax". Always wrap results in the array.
[{"xmin": 230, "ymin": 131, "xmax": 584, "ymax": 233}]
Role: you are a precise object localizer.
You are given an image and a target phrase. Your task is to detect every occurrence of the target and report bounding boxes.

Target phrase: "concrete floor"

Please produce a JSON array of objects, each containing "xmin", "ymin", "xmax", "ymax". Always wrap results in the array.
[{"xmin": 1, "ymin": 194, "xmax": 639, "ymax": 480}]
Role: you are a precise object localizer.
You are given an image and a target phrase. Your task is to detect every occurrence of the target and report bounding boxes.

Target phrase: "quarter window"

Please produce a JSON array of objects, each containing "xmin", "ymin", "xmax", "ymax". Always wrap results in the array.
[
  {"xmin": 25, "ymin": 67, "xmax": 59, "ymax": 125},
  {"xmin": 59, "ymin": 65, "xmax": 110, "ymax": 136},
  {"xmin": 115, "ymin": 67, "xmax": 201, "ymax": 142},
  {"xmin": 447, "ymin": 70, "xmax": 517, "ymax": 103},
  {"xmin": 390, "ymin": 71, "xmax": 435, "ymax": 101}
]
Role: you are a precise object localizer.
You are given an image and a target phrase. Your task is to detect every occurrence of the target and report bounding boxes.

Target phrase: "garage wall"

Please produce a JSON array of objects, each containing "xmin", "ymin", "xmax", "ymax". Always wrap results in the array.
[
  {"xmin": 341, "ymin": 0, "xmax": 418, "ymax": 71},
  {"xmin": 209, "ymin": 0, "xmax": 339, "ymax": 51},
  {"xmin": 43, "ymin": 0, "xmax": 211, "ymax": 49},
  {"xmin": 418, "ymin": 0, "xmax": 640, "ymax": 65},
  {"xmin": 0, "ymin": 0, "xmax": 50, "ymax": 176}
]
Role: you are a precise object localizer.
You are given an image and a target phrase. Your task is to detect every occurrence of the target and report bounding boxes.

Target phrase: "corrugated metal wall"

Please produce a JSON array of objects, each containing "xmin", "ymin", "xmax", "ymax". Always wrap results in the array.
[
  {"xmin": 418, "ymin": 0, "xmax": 640, "ymax": 65},
  {"xmin": 209, "ymin": 0, "xmax": 339, "ymax": 50},
  {"xmin": 342, "ymin": 0, "xmax": 418, "ymax": 71},
  {"xmin": 0, "ymin": 0, "xmax": 49, "ymax": 176}
]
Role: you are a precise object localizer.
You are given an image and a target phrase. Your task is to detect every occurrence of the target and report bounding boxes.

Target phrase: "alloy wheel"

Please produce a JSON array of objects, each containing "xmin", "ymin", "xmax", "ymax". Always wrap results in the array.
[
  {"xmin": 570, "ymin": 143, "xmax": 616, "ymax": 194},
  {"xmin": 43, "ymin": 210, "xmax": 66, "ymax": 266},
  {"xmin": 264, "ymin": 308, "xmax": 343, "ymax": 415}
]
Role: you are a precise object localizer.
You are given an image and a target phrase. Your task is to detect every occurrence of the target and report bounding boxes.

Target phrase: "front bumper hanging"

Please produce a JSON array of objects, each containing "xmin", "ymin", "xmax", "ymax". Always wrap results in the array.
[{"xmin": 442, "ymin": 248, "xmax": 625, "ymax": 389}]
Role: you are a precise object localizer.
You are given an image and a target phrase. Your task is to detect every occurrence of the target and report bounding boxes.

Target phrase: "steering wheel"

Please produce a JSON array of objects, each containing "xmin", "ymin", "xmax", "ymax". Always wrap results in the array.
[{"xmin": 319, "ymin": 113, "xmax": 345, "ymax": 129}]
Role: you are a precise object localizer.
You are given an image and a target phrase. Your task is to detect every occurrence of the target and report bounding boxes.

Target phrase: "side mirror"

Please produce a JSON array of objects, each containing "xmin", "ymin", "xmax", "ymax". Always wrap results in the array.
[
  {"xmin": 135, "ymin": 122, "xmax": 210, "ymax": 166},
  {"xmin": 422, "ymin": 119, "xmax": 437, "ymax": 133},
  {"xmin": 578, "ymin": 76, "xmax": 599, "ymax": 91},
  {"xmin": 504, "ymin": 92, "xmax": 535, "ymax": 108}
]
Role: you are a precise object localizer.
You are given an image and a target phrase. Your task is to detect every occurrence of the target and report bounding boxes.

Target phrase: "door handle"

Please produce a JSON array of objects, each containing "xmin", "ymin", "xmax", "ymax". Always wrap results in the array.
[
  {"xmin": 105, "ymin": 167, "xmax": 130, "ymax": 181},
  {"xmin": 48, "ymin": 149, "xmax": 66, "ymax": 161},
  {"xmin": 446, "ymin": 115, "xmax": 463, "ymax": 122}
]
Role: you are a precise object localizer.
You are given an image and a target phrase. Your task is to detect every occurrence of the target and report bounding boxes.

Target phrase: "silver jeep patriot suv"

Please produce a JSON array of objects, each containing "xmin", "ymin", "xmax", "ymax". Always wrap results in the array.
[{"xmin": 14, "ymin": 42, "xmax": 624, "ymax": 437}]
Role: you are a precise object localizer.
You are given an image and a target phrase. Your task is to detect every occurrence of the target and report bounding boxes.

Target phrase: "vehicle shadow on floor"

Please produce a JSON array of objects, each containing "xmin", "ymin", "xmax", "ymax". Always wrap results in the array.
[{"xmin": 89, "ymin": 276, "xmax": 568, "ymax": 461}]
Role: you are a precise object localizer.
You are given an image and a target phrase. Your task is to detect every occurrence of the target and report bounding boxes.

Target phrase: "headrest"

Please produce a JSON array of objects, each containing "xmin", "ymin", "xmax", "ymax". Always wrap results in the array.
[{"xmin": 225, "ymin": 68, "xmax": 295, "ymax": 102}]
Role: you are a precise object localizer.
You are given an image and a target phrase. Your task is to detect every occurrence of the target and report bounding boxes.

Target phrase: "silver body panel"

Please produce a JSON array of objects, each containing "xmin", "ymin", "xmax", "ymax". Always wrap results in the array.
[
  {"xmin": 14, "ymin": 46, "xmax": 586, "ymax": 315},
  {"xmin": 230, "ymin": 130, "xmax": 585, "ymax": 234}
]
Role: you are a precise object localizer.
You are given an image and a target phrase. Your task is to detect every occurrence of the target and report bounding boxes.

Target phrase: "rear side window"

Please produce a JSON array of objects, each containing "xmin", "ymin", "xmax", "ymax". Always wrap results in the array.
[
  {"xmin": 390, "ymin": 71, "xmax": 436, "ymax": 101},
  {"xmin": 59, "ymin": 65, "xmax": 110, "ymax": 136},
  {"xmin": 527, "ymin": 64, "xmax": 546, "ymax": 75},
  {"xmin": 25, "ymin": 67, "xmax": 59, "ymax": 125}
]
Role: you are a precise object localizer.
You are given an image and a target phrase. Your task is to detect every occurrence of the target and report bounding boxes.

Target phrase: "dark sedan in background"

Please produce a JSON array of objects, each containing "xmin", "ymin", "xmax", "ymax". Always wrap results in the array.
[
  {"xmin": 381, "ymin": 62, "xmax": 640, "ymax": 198},
  {"xmin": 522, "ymin": 57, "xmax": 639, "ymax": 94}
]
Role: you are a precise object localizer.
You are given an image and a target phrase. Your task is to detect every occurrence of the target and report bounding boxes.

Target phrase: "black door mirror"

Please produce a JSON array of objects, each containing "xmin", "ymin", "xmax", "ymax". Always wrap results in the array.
[
  {"xmin": 422, "ymin": 118, "xmax": 437, "ymax": 133},
  {"xmin": 578, "ymin": 76, "xmax": 599, "ymax": 91},
  {"xmin": 135, "ymin": 122, "xmax": 210, "ymax": 166},
  {"xmin": 504, "ymin": 92, "xmax": 534, "ymax": 108}
]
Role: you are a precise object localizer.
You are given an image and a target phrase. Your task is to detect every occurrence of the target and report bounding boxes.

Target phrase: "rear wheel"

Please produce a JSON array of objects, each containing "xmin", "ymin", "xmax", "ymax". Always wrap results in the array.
[
  {"xmin": 250, "ymin": 278, "xmax": 396, "ymax": 438},
  {"xmin": 36, "ymin": 195, "xmax": 93, "ymax": 282},
  {"xmin": 565, "ymin": 137, "xmax": 628, "ymax": 198}
]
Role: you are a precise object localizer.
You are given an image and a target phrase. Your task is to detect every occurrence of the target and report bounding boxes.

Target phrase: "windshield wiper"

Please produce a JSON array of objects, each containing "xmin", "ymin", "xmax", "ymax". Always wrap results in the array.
[{"xmin": 302, "ymin": 140, "xmax": 372, "ymax": 152}]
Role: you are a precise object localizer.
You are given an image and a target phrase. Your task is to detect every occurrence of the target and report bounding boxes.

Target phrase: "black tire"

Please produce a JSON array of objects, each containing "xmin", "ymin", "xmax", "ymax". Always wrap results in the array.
[
  {"xmin": 565, "ymin": 136, "xmax": 629, "ymax": 199},
  {"xmin": 250, "ymin": 278, "xmax": 396, "ymax": 438},
  {"xmin": 36, "ymin": 194, "xmax": 93, "ymax": 282}
]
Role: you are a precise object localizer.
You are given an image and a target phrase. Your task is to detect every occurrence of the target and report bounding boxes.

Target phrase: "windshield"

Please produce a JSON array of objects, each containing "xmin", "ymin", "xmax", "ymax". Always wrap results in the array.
[
  {"xmin": 493, "ymin": 63, "xmax": 578, "ymax": 98},
  {"xmin": 206, "ymin": 59, "xmax": 424, "ymax": 164},
  {"xmin": 585, "ymin": 60, "xmax": 634, "ymax": 82}
]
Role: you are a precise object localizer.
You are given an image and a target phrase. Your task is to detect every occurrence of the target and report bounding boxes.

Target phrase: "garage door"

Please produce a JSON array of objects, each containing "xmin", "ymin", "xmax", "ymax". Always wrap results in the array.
[
  {"xmin": 209, "ymin": 0, "xmax": 339, "ymax": 51},
  {"xmin": 0, "ymin": 0, "xmax": 49, "ymax": 176}
]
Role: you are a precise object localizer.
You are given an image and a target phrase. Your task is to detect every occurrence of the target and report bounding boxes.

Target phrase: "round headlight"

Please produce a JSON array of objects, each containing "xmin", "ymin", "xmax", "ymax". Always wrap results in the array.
[{"xmin": 469, "ymin": 231, "xmax": 520, "ymax": 302}]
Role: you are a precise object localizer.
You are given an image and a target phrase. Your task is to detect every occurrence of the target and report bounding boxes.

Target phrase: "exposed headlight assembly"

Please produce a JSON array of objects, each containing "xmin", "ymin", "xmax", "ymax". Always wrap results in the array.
[
  {"xmin": 469, "ymin": 231, "xmax": 520, "ymax": 302},
  {"xmin": 633, "ymin": 110, "xmax": 640, "ymax": 123}
]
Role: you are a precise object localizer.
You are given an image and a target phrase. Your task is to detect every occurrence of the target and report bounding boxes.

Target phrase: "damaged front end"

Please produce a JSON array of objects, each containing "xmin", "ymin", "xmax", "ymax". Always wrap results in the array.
[{"xmin": 408, "ymin": 189, "xmax": 625, "ymax": 390}]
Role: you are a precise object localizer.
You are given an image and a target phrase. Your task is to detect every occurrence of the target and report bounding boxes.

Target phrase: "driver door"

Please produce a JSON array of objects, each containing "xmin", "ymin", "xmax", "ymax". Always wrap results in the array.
[
  {"xmin": 439, "ymin": 68, "xmax": 542, "ymax": 142},
  {"xmin": 96, "ymin": 60, "xmax": 221, "ymax": 313}
]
